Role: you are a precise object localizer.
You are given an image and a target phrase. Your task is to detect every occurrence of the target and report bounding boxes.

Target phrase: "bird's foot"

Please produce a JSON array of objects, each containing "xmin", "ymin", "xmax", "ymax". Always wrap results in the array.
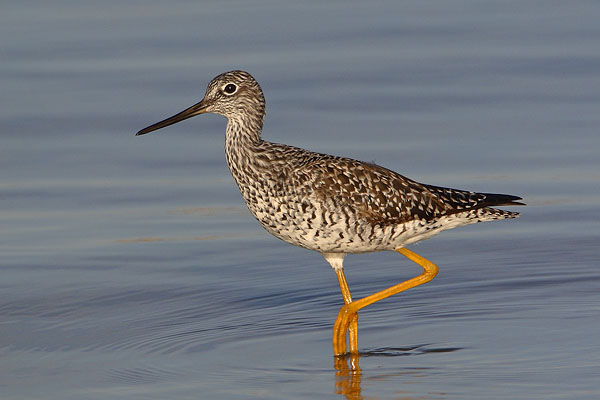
[{"xmin": 333, "ymin": 304, "xmax": 359, "ymax": 356}]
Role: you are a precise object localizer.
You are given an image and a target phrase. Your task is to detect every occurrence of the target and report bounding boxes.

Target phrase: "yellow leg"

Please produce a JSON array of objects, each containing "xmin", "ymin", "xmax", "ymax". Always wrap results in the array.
[
  {"xmin": 332, "ymin": 248, "xmax": 439, "ymax": 356},
  {"xmin": 334, "ymin": 269, "xmax": 359, "ymax": 355}
]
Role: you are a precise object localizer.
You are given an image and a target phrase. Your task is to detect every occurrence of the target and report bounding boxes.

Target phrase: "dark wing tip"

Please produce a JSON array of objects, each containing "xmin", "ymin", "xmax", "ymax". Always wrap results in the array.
[{"xmin": 482, "ymin": 193, "xmax": 526, "ymax": 207}]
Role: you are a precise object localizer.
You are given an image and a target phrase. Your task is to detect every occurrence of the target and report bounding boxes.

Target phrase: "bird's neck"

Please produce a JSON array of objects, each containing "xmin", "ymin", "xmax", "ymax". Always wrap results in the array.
[
  {"xmin": 224, "ymin": 115, "xmax": 265, "ymax": 185},
  {"xmin": 225, "ymin": 114, "xmax": 263, "ymax": 146}
]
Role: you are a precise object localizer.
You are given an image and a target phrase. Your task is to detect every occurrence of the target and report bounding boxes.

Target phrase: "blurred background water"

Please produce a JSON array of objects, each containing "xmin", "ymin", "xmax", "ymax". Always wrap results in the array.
[{"xmin": 1, "ymin": 1, "xmax": 599, "ymax": 399}]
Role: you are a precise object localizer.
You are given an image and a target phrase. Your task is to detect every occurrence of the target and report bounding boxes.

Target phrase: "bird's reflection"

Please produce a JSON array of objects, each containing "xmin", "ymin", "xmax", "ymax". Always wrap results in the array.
[
  {"xmin": 334, "ymin": 345, "xmax": 461, "ymax": 399},
  {"xmin": 334, "ymin": 353, "xmax": 363, "ymax": 400}
]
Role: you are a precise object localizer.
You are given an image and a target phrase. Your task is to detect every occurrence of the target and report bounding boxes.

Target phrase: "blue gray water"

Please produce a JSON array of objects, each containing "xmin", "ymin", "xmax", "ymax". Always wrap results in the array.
[{"xmin": 1, "ymin": 1, "xmax": 599, "ymax": 399}]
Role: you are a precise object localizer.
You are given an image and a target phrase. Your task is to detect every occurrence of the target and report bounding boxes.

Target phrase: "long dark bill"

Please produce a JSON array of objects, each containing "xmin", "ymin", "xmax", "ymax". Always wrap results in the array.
[{"xmin": 136, "ymin": 100, "xmax": 207, "ymax": 136}]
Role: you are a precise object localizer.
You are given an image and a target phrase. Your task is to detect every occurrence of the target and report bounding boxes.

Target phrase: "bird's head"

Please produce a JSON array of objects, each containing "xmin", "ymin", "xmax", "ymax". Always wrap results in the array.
[{"xmin": 136, "ymin": 70, "xmax": 265, "ymax": 136}]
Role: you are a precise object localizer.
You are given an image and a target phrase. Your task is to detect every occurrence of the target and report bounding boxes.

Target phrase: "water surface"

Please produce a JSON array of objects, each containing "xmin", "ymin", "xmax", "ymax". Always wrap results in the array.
[{"xmin": 1, "ymin": 1, "xmax": 599, "ymax": 399}]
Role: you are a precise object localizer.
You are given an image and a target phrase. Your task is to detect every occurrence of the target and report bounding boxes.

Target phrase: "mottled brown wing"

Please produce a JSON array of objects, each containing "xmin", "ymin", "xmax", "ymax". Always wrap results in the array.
[
  {"xmin": 293, "ymin": 153, "xmax": 523, "ymax": 226},
  {"xmin": 297, "ymin": 156, "xmax": 451, "ymax": 226}
]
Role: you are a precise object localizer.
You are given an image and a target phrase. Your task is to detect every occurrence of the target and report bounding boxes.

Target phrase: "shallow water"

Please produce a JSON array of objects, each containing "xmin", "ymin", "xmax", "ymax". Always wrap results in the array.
[{"xmin": 1, "ymin": 1, "xmax": 599, "ymax": 399}]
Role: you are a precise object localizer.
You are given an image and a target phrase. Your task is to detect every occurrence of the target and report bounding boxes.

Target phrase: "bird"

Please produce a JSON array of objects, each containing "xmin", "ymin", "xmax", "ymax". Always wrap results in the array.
[{"xmin": 136, "ymin": 70, "xmax": 524, "ymax": 356}]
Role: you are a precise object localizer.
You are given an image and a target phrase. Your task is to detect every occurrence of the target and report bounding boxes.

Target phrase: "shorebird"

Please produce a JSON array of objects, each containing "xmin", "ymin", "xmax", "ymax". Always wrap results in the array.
[{"xmin": 136, "ymin": 70, "xmax": 523, "ymax": 356}]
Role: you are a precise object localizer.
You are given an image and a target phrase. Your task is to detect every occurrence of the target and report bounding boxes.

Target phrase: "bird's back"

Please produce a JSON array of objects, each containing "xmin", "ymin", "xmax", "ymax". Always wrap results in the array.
[{"xmin": 229, "ymin": 140, "xmax": 522, "ymax": 254}]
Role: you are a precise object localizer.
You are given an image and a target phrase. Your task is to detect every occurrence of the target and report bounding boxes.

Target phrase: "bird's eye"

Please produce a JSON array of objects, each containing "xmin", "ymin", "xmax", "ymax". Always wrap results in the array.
[{"xmin": 223, "ymin": 83, "xmax": 237, "ymax": 94}]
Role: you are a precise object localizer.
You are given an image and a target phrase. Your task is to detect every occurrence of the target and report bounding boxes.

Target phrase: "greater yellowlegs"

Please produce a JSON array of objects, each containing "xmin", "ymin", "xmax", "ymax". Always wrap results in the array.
[{"xmin": 136, "ymin": 70, "xmax": 524, "ymax": 356}]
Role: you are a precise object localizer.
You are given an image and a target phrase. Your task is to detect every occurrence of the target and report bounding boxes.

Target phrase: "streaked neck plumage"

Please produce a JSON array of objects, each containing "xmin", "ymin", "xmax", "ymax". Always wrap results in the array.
[{"xmin": 224, "ymin": 97, "xmax": 267, "ymax": 186}]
